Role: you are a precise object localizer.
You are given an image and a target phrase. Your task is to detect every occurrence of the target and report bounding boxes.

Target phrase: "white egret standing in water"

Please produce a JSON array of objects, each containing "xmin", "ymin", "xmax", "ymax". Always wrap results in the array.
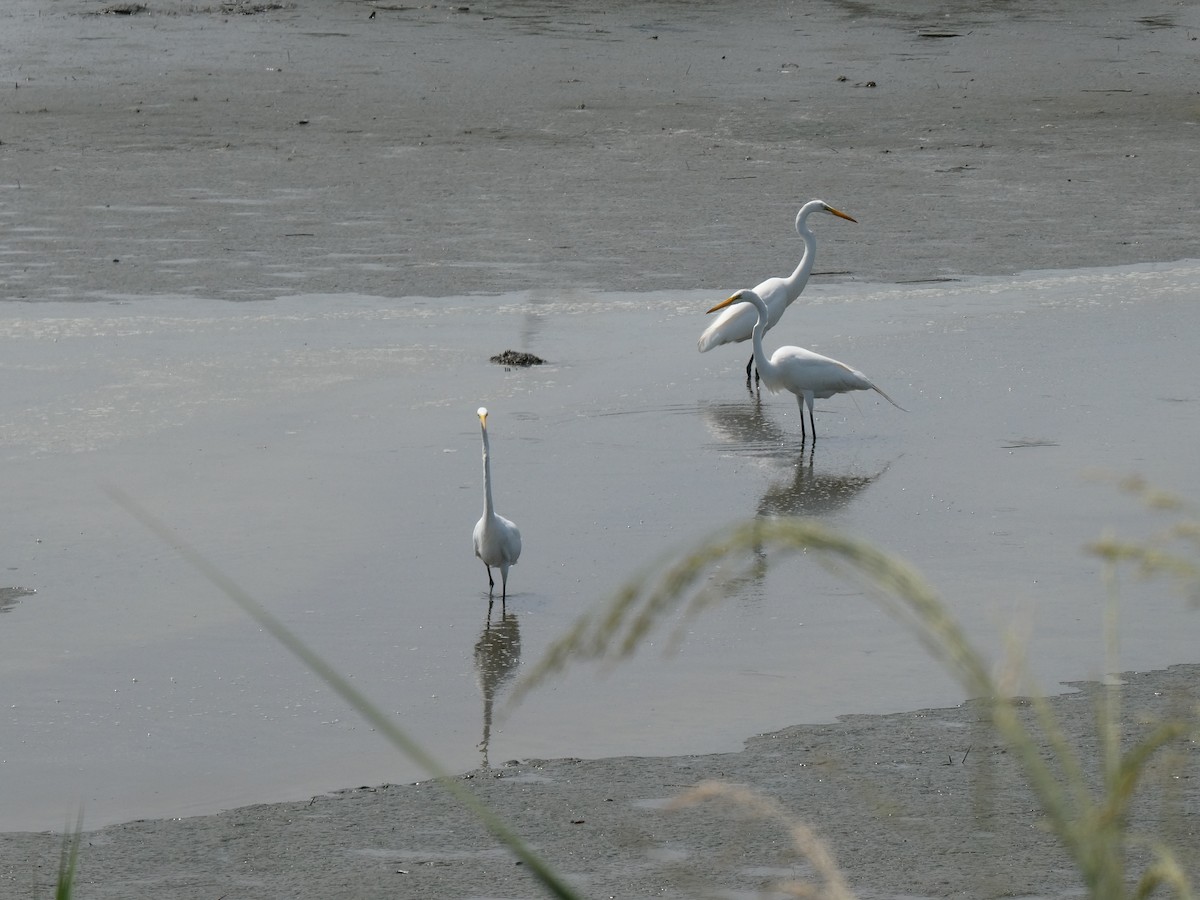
[
  {"xmin": 707, "ymin": 289, "xmax": 902, "ymax": 441},
  {"xmin": 473, "ymin": 407, "xmax": 522, "ymax": 606},
  {"xmin": 697, "ymin": 200, "xmax": 857, "ymax": 384}
]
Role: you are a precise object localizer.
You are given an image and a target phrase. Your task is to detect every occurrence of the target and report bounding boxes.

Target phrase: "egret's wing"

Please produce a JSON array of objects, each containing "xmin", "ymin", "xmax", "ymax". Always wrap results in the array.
[
  {"xmin": 773, "ymin": 347, "xmax": 905, "ymax": 409},
  {"xmin": 500, "ymin": 516, "xmax": 522, "ymax": 564},
  {"xmin": 771, "ymin": 348, "xmax": 870, "ymax": 394}
]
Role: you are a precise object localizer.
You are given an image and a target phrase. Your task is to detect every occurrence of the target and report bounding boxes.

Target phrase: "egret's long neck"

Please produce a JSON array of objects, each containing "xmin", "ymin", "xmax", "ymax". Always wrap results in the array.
[
  {"xmin": 749, "ymin": 298, "xmax": 773, "ymax": 383},
  {"xmin": 781, "ymin": 216, "xmax": 818, "ymax": 300},
  {"xmin": 481, "ymin": 429, "xmax": 496, "ymax": 516}
]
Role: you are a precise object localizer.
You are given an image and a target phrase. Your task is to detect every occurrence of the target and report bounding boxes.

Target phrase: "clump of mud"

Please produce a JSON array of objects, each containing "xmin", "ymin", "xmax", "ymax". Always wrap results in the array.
[
  {"xmin": 97, "ymin": 1, "xmax": 290, "ymax": 14},
  {"xmin": 489, "ymin": 350, "xmax": 545, "ymax": 367}
]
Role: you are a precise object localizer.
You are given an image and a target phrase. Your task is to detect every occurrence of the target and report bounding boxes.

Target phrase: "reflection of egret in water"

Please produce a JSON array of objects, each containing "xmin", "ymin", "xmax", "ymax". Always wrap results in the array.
[
  {"xmin": 474, "ymin": 611, "xmax": 522, "ymax": 769},
  {"xmin": 701, "ymin": 399, "xmax": 892, "ymax": 598},
  {"xmin": 718, "ymin": 450, "xmax": 892, "ymax": 602},
  {"xmin": 700, "ymin": 396, "xmax": 790, "ymax": 458},
  {"xmin": 701, "ymin": 399, "xmax": 893, "ymax": 508},
  {"xmin": 0, "ymin": 587, "xmax": 35, "ymax": 615},
  {"xmin": 716, "ymin": 449, "xmax": 891, "ymax": 601},
  {"xmin": 757, "ymin": 446, "xmax": 891, "ymax": 518}
]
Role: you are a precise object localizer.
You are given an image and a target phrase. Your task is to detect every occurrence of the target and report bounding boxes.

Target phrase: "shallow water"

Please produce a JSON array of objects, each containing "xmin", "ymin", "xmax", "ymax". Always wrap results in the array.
[{"xmin": 1, "ymin": 260, "xmax": 1197, "ymax": 831}]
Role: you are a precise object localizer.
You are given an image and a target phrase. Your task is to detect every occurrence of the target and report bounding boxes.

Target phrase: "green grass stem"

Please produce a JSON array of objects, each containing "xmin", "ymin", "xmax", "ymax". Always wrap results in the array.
[{"xmin": 53, "ymin": 812, "xmax": 82, "ymax": 900}]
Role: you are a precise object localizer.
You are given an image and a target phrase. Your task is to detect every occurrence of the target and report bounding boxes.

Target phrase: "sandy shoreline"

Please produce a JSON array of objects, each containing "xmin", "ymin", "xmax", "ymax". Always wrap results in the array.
[{"xmin": 2, "ymin": 0, "xmax": 1199, "ymax": 896}]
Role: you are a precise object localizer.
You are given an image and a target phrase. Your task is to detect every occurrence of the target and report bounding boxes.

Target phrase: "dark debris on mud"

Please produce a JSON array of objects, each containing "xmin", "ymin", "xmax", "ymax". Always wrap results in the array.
[
  {"xmin": 489, "ymin": 350, "xmax": 546, "ymax": 367},
  {"xmin": 97, "ymin": 1, "xmax": 290, "ymax": 14}
]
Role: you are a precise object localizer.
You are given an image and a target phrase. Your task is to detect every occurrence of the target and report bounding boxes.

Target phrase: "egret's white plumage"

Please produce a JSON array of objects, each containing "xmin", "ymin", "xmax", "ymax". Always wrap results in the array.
[
  {"xmin": 472, "ymin": 407, "xmax": 521, "ymax": 605},
  {"xmin": 707, "ymin": 289, "xmax": 902, "ymax": 441},
  {"xmin": 698, "ymin": 200, "xmax": 857, "ymax": 382}
]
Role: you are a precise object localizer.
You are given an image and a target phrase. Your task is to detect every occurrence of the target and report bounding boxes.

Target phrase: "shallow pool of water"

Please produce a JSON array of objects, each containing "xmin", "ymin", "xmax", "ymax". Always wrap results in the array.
[{"xmin": 1, "ymin": 259, "xmax": 1197, "ymax": 830}]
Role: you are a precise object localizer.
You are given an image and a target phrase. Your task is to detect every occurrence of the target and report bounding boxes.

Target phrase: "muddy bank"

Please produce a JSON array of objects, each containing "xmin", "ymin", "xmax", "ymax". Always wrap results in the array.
[
  {"xmin": 4, "ymin": 665, "xmax": 1197, "ymax": 898},
  {"xmin": 2, "ymin": 0, "xmax": 1198, "ymax": 303}
]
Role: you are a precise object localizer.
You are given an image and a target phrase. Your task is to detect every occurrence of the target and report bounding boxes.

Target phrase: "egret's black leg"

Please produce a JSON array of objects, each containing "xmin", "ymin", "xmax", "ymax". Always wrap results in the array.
[
  {"xmin": 484, "ymin": 563, "xmax": 495, "ymax": 594},
  {"xmin": 745, "ymin": 356, "xmax": 763, "ymax": 394}
]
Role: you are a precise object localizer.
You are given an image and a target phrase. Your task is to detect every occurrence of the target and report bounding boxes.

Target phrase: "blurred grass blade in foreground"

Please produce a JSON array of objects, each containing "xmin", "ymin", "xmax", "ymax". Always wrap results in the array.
[{"xmin": 108, "ymin": 486, "xmax": 583, "ymax": 900}]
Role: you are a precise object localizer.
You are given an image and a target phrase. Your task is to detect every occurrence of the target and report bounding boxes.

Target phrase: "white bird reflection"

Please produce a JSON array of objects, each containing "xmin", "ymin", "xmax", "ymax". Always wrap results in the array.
[
  {"xmin": 700, "ymin": 399, "xmax": 893, "ymax": 599},
  {"xmin": 701, "ymin": 400, "xmax": 894, "ymax": 513},
  {"xmin": 756, "ymin": 446, "xmax": 892, "ymax": 519},
  {"xmin": 474, "ymin": 610, "xmax": 522, "ymax": 769},
  {"xmin": 701, "ymin": 396, "xmax": 784, "ymax": 456}
]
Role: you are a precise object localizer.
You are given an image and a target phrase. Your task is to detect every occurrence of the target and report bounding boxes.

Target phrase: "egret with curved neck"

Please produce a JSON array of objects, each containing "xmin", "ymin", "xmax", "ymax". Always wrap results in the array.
[
  {"xmin": 706, "ymin": 289, "xmax": 902, "ymax": 442},
  {"xmin": 473, "ymin": 407, "xmax": 522, "ymax": 609},
  {"xmin": 698, "ymin": 200, "xmax": 857, "ymax": 384}
]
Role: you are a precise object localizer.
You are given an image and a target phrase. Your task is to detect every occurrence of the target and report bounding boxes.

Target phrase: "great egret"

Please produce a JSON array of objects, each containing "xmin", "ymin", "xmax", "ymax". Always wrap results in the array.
[
  {"xmin": 473, "ymin": 407, "xmax": 522, "ymax": 606},
  {"xmin": 697, "ymin": 200, "xmax": 857, "ymax": 384},
  {"xmin": 707, "ymin": 289, "xmax": 902, "ymax": 441}
]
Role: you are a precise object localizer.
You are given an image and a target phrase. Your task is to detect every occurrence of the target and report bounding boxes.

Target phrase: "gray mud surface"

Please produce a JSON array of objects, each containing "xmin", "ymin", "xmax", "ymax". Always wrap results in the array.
[
  {"xmin": 3, "ymin": 0, "xmax": 1198, "ymax": 303},
  {"xmin": 2, "ymin": 0, "xmax": 1198, "ymax": 896}
]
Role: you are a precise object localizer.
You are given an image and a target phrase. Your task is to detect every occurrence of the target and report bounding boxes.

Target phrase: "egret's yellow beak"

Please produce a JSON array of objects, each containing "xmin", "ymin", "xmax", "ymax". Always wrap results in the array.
[
  {"xmin": 706, "ymin": 293, "xmax": 744, "ymax": 314},
  {"xmin": 827, "ymin": 205, "xmax": 857, "ymax": 223},
  {"xmin": 477, "ymin": 407, "xmax": 488, "ymax": 426}
]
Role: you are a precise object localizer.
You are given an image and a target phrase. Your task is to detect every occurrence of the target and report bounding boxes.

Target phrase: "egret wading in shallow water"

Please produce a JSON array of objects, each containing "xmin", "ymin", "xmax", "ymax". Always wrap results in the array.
[
  {"xmin": 707, "ymin": 289, "xmax": 903, "ymax": 442},
  {"xmin": 473, "ymin": 407, "xmax": 522, "ymax": 609},
  {"xmin": 697, "ymin": 200, "xmax": 857, "ymax": 385}
]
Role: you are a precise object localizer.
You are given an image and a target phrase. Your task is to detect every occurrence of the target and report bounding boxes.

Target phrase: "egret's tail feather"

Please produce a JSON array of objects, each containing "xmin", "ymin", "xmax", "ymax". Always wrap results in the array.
[
  {"xmin": 871, "ymin": 383, "xmax": 906, "ymax": 411},
  {"xmin": 698, "ymin": 302, "xmax": 754, "ymax": 353},
  {"xmin": 696, "ymin": 324, "xmax": 728, "ymax": 353}
]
